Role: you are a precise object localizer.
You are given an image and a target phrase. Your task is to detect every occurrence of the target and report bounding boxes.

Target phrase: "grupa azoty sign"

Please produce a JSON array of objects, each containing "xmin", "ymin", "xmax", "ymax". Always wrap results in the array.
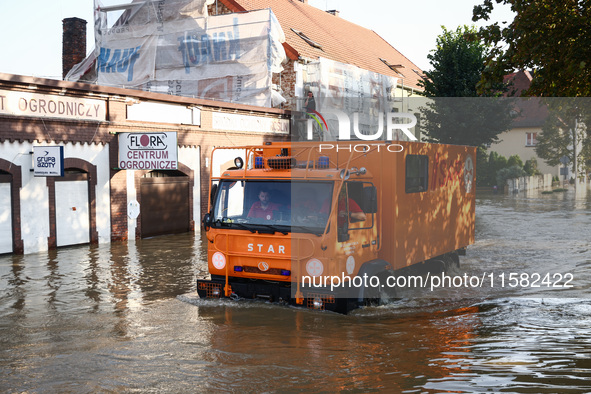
[{"xmin": 33, "ymin": 146, "xmax": 64, "ymax": 177}]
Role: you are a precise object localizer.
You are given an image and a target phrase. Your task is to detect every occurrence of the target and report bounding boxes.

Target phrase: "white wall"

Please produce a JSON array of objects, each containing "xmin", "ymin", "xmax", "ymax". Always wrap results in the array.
[
  {"xmin": 126, "ymin": 169, "xmax": 137, "ymax": 238},
  {"xmin": 506, "ymin": 174, "xmax": 553, "ymax": 194},
  {"xmin": 0, "ymin": 183, "xmax": 13, "ymax": 253},
  {"xmin": 490, "ymin": 127, "xmax": 560, "ymax": 177},
  {"xmin": 0, "ymin": 141, "xmax": 111, "ymax": 254},
  {"xmin": 178, "ymin": 146, "xmax": 201, "ymax": 230}
]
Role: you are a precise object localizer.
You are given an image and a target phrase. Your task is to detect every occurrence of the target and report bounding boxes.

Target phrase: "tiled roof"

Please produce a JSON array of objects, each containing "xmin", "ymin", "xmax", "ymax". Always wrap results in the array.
[
  {"xmin": 504, "ymin": 71, "xmax": 548, "ymax": 128},
  {"xmin": 219, "ymin": 0, "xmax": 424, "ymax": 90},
  {"xmin": 503, "ymin": 70, "xmax": 533, "ymax": 97}
]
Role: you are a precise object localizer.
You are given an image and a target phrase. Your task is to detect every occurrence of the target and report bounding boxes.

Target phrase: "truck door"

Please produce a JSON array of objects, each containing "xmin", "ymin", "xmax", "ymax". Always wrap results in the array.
[{"xmin": 336, "ymin": 181, "xmax": 378, "ymax": 275}]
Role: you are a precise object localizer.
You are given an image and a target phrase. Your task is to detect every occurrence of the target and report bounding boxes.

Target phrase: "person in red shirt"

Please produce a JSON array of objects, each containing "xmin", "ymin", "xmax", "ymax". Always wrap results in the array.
[
  {"xmin": 247, "ymin": 189, "xmax": 280, "ymax": 220},
  {"xmin": 339, "ymin": 197, "xmax": 366, "ymax": 223},
  {"xmin": 336, "ymin": 196, "xmax": 366, "ymax": 227},
  {"xmin": 313, "ymin": 188, "xmax": 366, "ymax": 226}
]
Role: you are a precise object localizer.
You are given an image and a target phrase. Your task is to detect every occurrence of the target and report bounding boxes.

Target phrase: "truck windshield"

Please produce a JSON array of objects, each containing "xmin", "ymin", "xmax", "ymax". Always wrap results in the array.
[{"xmin": 212, "ymin": 180, "xmax": 333, "ymax": 234}]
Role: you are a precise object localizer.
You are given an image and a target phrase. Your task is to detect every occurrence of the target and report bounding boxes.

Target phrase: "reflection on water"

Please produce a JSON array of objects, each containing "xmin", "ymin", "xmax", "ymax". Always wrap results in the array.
[{"xmin": 0, "ymin": 187, "xmax": 590, "ymax": 392}]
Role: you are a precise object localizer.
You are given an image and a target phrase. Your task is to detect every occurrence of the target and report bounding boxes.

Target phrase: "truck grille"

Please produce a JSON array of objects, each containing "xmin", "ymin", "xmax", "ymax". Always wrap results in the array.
[
  {"xmin": 243, "ymin": 266, "xmax": 285, "ymax": 276},
  {"xmin": 306, "ymin": 293, "xmax": 336, "ymax": 310},
  {"xmin": 197, "ymin": 281, "xmax": 223, "ymax": 298}
]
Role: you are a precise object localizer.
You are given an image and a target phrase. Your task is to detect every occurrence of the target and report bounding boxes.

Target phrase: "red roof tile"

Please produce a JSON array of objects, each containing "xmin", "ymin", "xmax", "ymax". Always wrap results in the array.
[
  {"xmin": 504, "ymin": 71, "xmax": 548, "ymax": 127},
  {"xmin": 220, "ymin": 0, "xmax": 424, "ymax": 90},
  {"xmin": 503, "ymin": 70, "xmax": 533, "ymax": 97}
]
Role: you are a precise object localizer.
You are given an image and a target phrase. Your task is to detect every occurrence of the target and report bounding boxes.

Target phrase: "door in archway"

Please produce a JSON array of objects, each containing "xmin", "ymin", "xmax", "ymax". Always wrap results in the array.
[
  {"xmin": 55, "ymin": 172, "xmax": 90, "ymax": 247},
  {"xmin": 0, "ymin": 172, "xmax": 12, "ymax": 254},
  {"xmin": 140, "ymin": 171, "xmax": 190, "ymax": 237}
]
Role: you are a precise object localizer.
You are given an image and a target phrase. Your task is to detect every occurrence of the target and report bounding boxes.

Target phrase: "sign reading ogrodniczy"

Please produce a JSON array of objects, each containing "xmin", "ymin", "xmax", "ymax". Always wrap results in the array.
[
  {"xmin": 0, "ymin": 89, "xmax": 106, "ymax": 121},
  {"xmin": 33, "ymin": 146, "xmax": 64, "ymax": 177},
  {"xmin": 118, "ymin": 132, "xmax": 178, "ymax": 170}
]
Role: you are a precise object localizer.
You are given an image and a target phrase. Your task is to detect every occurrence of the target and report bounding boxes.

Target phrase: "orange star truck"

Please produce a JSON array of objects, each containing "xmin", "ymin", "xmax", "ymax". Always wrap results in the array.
[{"xmin": 198, "ymin": 141, "xmax": 476, "ymax": 313}]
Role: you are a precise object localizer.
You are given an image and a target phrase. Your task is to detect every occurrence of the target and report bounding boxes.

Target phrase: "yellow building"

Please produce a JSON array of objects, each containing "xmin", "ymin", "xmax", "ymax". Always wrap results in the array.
[{"xmin": 488, "ymin": 71, "xmax": 560, "ymax": 177}]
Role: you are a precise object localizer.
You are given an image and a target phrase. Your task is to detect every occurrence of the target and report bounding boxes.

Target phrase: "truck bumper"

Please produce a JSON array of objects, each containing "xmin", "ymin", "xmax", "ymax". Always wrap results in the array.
[{"xmin": 196, "ymin": 276, "xmax": 359, "ymax": 313}]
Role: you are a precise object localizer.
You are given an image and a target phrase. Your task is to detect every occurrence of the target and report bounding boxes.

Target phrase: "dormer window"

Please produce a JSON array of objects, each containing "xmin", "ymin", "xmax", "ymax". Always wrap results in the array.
[
  {"xmin": 412, "ymin": 69, "xmax": 426, "ymax": 79},
  {"xmin": 291, "ymin": 28, "xmax": 323, "ymax": 50},
  {"xmin": 379, "ymin": 58, "xmax": 404, "ymax": 77}
]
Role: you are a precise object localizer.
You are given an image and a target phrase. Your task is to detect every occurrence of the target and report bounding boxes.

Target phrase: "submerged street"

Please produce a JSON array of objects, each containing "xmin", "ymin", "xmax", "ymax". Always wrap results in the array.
[{"xmin": 1, "ymin": 188, "xmax": 591, "ymax": 392}]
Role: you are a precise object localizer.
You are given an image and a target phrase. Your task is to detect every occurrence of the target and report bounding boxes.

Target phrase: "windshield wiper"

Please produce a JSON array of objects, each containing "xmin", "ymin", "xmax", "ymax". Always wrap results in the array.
[
  {"xmin": 254, "ymin": 224, "xmax": 288, "ymax": 235},
  {"xmin": 289, "ymin": 225, "xmax": 323, "ymax": 236},
  {"xmin": 215, "ymin": 219, "xmax": 318, "ymax": 236},
  {"xmin": 216, "ymin": 218, "xmax": 256, "ymax": 233},
  {"xmin": 234, "ymin": 222, "xmax": 257, "ymax": 233}
]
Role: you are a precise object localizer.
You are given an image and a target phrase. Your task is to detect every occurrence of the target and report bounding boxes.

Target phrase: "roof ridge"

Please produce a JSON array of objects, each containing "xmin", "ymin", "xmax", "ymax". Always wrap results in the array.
[{"xmin": 219, "ymin": 0, "xmax": 424, "ymax": 90}]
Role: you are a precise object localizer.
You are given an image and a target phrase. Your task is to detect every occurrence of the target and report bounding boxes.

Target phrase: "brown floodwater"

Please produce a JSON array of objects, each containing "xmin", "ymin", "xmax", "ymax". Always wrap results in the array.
[{"xmin": 1, "ymin": 188, "xmax": 591, "ymax": 392}]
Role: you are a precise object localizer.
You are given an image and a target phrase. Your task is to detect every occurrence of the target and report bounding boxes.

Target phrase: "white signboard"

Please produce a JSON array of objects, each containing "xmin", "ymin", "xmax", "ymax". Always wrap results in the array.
[
  {"xmin": 0, "ymin": 89, "xmax": 106, "ymax": 121},
  {"xmin": 118, "ymin": 132, "xmax": 178, "ymax": 170},
  {"xmin": 33, "ymin": 146, "xmax": 64, "ymax": 177},
  {"xmin": 128, "ymin": 200, "xmax": 140, "ymax": 219},
  {"xmin": 212, "ymin": 112, "xmax": 289, "ymax": 134}
]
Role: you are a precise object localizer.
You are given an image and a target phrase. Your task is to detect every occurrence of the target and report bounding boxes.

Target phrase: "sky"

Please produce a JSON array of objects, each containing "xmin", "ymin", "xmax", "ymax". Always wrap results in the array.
[{"xmin": 0, "ymin": 0, "xmax": 514, "ymax": 80}]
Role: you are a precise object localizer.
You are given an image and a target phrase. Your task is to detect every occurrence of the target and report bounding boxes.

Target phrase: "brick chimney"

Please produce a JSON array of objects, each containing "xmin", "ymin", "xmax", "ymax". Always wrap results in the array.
[{"xmin": 62, "ymin": 17, "xmax": 87, "ymax": 80}]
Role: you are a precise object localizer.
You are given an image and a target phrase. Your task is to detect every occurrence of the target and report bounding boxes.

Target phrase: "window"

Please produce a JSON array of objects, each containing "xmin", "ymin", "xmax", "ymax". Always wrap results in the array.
[
  {"xmin": 290, "ymin": 28, "xmax": 323, "ymax": 50},
  {"xmin": 406, "ymin": 155, "xmax": 429, "ymax": 193},
  {"xmin": 379, "ymin": 58, "xmax": 405, "ymax": 77},
  {"xmin": 212, "ymin": 180, "xmax": 333, "ymax": 235},
  {"xmin": 526, "ymin": 132, "xmax": 537, "ymax": 147},
  {"xmin": 337, "ymin": 182, "xmax": 375, "ymax": 242}
]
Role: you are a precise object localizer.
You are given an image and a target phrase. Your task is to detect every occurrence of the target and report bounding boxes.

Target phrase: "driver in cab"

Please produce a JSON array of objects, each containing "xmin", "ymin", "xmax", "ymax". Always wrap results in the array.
[{"xmin": 247, "ymin": 189, "xmax": 280, "ymax": 221}]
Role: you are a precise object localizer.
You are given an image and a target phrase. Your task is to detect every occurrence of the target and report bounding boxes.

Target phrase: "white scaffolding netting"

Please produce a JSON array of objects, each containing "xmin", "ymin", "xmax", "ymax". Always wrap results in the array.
[{"xmin": 66, "ymin": 0, "xmax": 287, "ymax": 108}]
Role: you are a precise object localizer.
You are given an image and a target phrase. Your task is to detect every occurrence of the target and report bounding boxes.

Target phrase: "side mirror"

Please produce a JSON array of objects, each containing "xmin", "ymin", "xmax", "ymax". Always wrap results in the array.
[
  {"xmin": 210, "ymin": 184, "xmax": 218, "ymax": 205},
  {"xmin": 202, "ymin": 213, "xmax": 212, "ymax": 231},
  {"xmin": 363, "ymin": 186, "xmax": 378, "ymax": 213}
]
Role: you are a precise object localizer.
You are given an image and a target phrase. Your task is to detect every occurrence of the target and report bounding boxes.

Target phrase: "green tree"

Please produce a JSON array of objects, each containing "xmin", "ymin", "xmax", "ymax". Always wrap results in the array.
[
  {"xmin": 476, "ymin": 147, "xmax": 490, "ymax": 186},
  {"xmin": 473, "ymin": 0, "xmax": 591, "ymax": 96},
  {"xmin": 420, "ymin": 26, "xmax": 486, "ymax": 98},
  {"xmin": 523, "ymin": 158, "xmax": 541, "ymax": 175},
  {"xmin": 419, "ymin": 26, "xmax": 513, "ymax": 147},
  {"xmin": 496, "ymin": 165, "xmax": 527, "ymax": 187},
  {"xmin": 507, "ymin": 154, "xmax": 523, "ymax": 168},
  {"xmin": 477, "ymin": 150, "xmax": 513, "ymax": 186},
  {"xmin": 581, "ymin": 134, "xmax": 591, "ymax": 175},
  {"xmin": 489, "ymin": 151, "xmax": 508, "ymax": 185},
  {"xmin": 535, "ymin": 99, "xmax": 591, "ymax": 176}
]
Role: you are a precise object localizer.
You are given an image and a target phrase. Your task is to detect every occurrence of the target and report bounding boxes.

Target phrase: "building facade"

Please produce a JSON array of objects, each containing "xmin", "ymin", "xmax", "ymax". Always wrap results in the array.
[
  {"xmin": 489, "ymin": 71, "xmax": 559, "ymax": 177},
  {"xmin": 0, "ymin": 73, "xmax": 288, "ymax": 255},
  {"xmin": 68, "ymin": 0, "xmax": 424, "ymax": 115},
  {"xmin": 0, "ymin": 1, "xmax": 428, "ymax": 255}
]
